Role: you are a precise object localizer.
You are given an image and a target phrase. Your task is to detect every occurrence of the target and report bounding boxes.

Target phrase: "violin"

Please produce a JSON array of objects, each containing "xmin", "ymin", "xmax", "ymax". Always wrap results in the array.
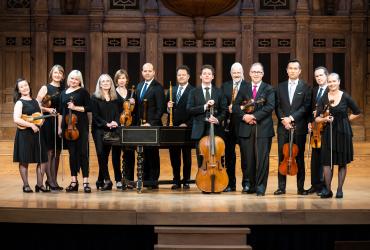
[
  {"xmin": 310, "ymin": 100, "xmax": 334, "ymax": 148},
  {"xmin": 41, "ymin": 92, "xmax": 59, "ymax": 108},
  {"xmin": 241, "ymin": 98, "xmax": 265, "ymax": 114},
  {"xmin": 64, "ymin": 96, "xmax": 79, "ymax": 141},
  {"xmin": 278, "ymin": 122, "xmax": 299, "ymax": 176},
  {"xmin": 17, "ymin": 112, "xmax": 57, "ymax": 129},
  {"xmin": 120, "ymin": 85, "xmax": 135, "ymax": 127},
  {"xmin": 195, "ymin": 105, "xmax": 229, "ymax": 193}
]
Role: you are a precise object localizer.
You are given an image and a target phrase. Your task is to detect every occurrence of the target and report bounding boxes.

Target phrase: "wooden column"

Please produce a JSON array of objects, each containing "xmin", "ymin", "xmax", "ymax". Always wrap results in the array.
[
  {"xmin": 295, "ymin": 0, "xmax": 310, "ymax": 82},
  {"xmin": 32, "ymin": 0, "xmax": 48, "ymax": 91},
  {"xmin": 145, "ymin": 0, "xmax": 159, "ymax": 77},
  {"xmin": 240, "ymin": 0, "xmax": 254, "ymax": 74},
  {"xmin": 88, "ymin": 0, "xmax": 104, "ymax": 93},
  {"xmin": 350, "ymin": 1, "xmax": 366, "ymax": 110}
]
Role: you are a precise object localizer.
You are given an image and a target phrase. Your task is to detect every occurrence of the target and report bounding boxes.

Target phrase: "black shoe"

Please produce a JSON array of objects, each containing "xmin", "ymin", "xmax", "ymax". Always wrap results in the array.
[
  {"xmin": 96, "ymin": 180, "xmax": 104, "ymax": 190},
  {"xmin": 183, "ymin": 183, "xmax": 190, "ymax": 190},
  {"xmin": 297, "ymin": 189, "xmax": 309, "ymax": 195},
  {"xmin": 22, "ymin": 185, "xmax": 33, "ymax": 193},
  {"xmin": 83, "ymin": 183, "xmax": 91, "ymax": 193},
  {"xmin": 223, "ymin": 186, "xmax": 236, "ymax": 192},
  {"xmin": 274, "ymin": 189, "xmax": 286, "ymax": 195},
  {"xmin": 256, "ymin": 192, "xmax": 265, "ymax": 196},
  {"xmin": 171, "ymin": 183, "xmax": 181, "ymax": 190},
  {"xmin": 320, "ymin": 190, "xmax": 333, "ymax": 198},
  {"xmin": 101, "ymin": 180, "xmax": 113, "ymax": 191},
  {"xmin": 35, "ymin": 185, "xmax": 50, "ymax": 193},
  {"xmin": 307, "ymin": 186, "xmax": 316, "ymax": 194},
  {"xmin": 66, "ymin": 181, "xmax": 78, "ymax": 192},
  {"xmin": 335, "ymin": 190, "xmax": 343, "ymax": 199},
  {"xmin": 45, "ymin": 181, "xmax": 59, "ymax": 191}
]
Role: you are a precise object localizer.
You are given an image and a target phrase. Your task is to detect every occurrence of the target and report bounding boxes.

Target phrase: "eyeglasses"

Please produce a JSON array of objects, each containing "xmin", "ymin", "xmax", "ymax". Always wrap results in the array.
[{"xmin": 251, "ymin": 71, "xmax": 263, "ymax": 74}]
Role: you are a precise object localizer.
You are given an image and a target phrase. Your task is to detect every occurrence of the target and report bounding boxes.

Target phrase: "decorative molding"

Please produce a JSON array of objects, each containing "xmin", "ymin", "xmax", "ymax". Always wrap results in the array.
[
  {"xmin": 6, "ymin": 37, "xmax": 16, "ymax": 46},
  {"xmin": 222, "ymin": 39, "xmax": 236, "ymax": 47},
  {"xmin": 258, "ymin": 39, "xmax": 271, "ymax": 47},
  {"xmin": 110, "ymin": 0, "xmax": 139, "ymax": 10},
  {"xmin": 72, "ymin": 38, "xmax": 86, "ymax": 47},
  {"xmin": 260, "ymin": 0, "xmax": 289, "ymax": 10},
  {"xmin": 53, "ymin": 37, "xmax": 66, "ymax": 47},
  {"xmin": 313, "ymin": 38, "xmax": 326, "ymax": 48},
  {"xmin": 278, "ymin": 39, "xmax": 290, "ymax": 47},
  {"xmin": 163, "ymin": 39, "xmax": 176, "ymax": 47},
  {"xmin": 108, "ymin": 38, "xmax": 121, "ymax": 47},
  {"xmin": 7, "ymin": 0, "xmax": 30, "ymax": 8},
  {"xmin": 127, "ymin": 38, "xmax": 140, "ymax": 47},
  {"xmin": 183, "ymin": 39, "xmax": 197, "ymax": 47},
  {"xmin": 203, "ymin": 39, "xmax": 216, "ymax": 47},
  {"xmin": 332, "ymin": 38, "xmax": 345, "ymax": 48},
  {"xmin": 22, "ymin": 37, "xmax": 31, "ymax": 46}
]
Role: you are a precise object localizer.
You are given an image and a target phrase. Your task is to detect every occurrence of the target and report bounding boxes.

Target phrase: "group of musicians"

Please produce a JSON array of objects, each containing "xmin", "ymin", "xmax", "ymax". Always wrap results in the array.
[{"xmin": 12, "ymin": 59, "xmax": 361, "ymax": 198}]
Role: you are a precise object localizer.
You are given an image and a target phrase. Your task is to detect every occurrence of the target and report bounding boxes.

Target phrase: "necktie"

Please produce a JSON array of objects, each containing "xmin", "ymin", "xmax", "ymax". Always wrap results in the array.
[
  {"xmin": 232, "ymin": 83, "xmax": 238, "ymax": 100},
  {"xmin": 176, "ymin": 86, "xmax": 183, "ymax": 104},
  {"xmin": 252, "ymin": 84, "xmax": 257, "ymax": 99},
  {"xmin": 289, "ymin": 82, "xmax": 295, "ymax": 104},
  {"xmin": 205, "ymin": 87, "xmax": 211, "ymax": 102},
  {"xmin": 140, "ymin": 82, "xmax": 148, "ymax": 101},
  {"xmin": 316, "ymin": 87, "xmax": 323, "ymax": 102}
]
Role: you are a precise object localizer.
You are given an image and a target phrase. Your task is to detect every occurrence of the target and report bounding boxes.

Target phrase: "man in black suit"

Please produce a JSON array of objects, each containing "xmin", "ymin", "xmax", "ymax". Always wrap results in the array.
[
  {"xmin": 136, "ymin": 62, "xmax": 165, "ymax": 189},
  {"xmin": 221, "ymin": 62, "xmax": 247, "ymax": 192},
  {"xmin": 166, "ymin": 65, "xmax": 194, "ymax": 190},
  {"xmin": 307, "ymin": 66, "xmax": 328, "ymax": 195},
  {"xmin": 186, "ymin": 64, "xmax": 227, "ymax": 169},
  {"xmin": 233, "ymin": 62, "xmax": 275, "ymax": 196},
  {"xmin": 275, "ymin": 59, "xmax": 312, "ymax": 196}
]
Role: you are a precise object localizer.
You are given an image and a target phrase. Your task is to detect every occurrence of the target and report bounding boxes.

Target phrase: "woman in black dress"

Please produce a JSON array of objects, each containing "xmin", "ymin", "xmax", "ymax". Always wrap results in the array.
[
  {"xmin": 58, "ymin": 70, "xmax": 91, "ymax": 193},
  {"xmin": 315, "ymin": 73, "xmax": 361, "ymax": 199},
  {"xmin": 91, "ymin": 74, "xmax": 120, "ymax": 191},
  {"xmin": 13, "ymin": 78, "xmax": 49, "ymax": 193},
  {"xmin": 36, "ymin": 65, "xmax": 64, "ymax": 191},
  {"xmin": 111, "ymin": 69, "xmax": 136, "ymax": 189}
]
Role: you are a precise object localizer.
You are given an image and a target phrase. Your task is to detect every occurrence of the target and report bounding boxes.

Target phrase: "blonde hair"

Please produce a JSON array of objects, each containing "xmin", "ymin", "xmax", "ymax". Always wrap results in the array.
[
  {"xmin": 48, "ymin": 65, "xmax": 65, "ymax": 82},
  {"xmin": 67, "ymin": 70, "xmax": 84, "ymax": 87},
  {"xmin": 94, "ymin": 74, "xmax": 117, "ymax": 101}
]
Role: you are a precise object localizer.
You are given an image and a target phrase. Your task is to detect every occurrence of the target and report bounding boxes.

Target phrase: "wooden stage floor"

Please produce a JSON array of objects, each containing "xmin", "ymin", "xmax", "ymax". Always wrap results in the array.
[{"xmin": 1, "ymin": 140, "xmax": 370, "ymax": 226}]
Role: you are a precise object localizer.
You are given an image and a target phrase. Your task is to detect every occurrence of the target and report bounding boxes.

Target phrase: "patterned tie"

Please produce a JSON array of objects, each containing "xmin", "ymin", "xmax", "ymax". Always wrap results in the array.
[
  {"xmin": 176, "ymin": 86, "xmax": 183, "ymax": 104},
  {"xmin": 252, "ymin": 84, "xmax": 257, "ymax": 99},
  {"xmin": 316, "ymin": 87, "xmax": 323, "ymax": 103},
  {"xmin": 205, "ymin": 87, "xmax": 211, "ymax": 102},
  {"xmin": 140, "ymin": 82, "xmax": 148, "ymax": 101}
]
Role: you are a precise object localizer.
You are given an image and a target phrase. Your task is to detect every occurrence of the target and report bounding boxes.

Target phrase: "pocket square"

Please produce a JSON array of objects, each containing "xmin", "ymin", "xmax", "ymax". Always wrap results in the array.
[{"xmin": 297, "ymin": 92, "xmax": 303, "ymax": 95}]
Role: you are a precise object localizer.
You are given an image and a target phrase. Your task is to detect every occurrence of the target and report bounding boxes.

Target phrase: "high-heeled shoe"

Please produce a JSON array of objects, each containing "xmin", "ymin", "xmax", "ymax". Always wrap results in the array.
[
  {"xmin": 96, "ymin": 180, "xmax": 104, "ymax": 190},
  {"xmin": 45, "ymin": 181, "xmax": 60, "ymax": 191},
  {"xmin": 336, "ymin": 190, "xmax": 343, "ymax": 199},
  {"xmin": 100, "ymin": 180, "xmax": 113, "ymax": 191},
  {"xmin": 65, "ymin": 181, "xmax": 78, "ymax": 192},
  {"xmin": 35, "ymin": 185, "xmax": 51, "ymax": 193},
  {"xmin": 83, "ymin": 183, "xmax": 91, "ymax": 193},
  {"xmin": 23, "ymin": 185, "xmax": 33, "ymax": 193}
]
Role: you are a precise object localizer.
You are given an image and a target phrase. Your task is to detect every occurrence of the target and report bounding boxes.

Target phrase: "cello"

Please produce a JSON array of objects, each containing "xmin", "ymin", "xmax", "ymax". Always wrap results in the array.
[
  {"xmin": 120, "ymin": 85, "xmax": 135, "ymax": 127},
  {"xmin": 196, "ymin": 105, "xmax": 229, "ymax": 193},
  {"xmin": 278, "ymin": 122, "xmax": 299, "ymax": 176},
  {"xmin": 64, "ymin": 96, "xmax": 79, "ymax": 140}
]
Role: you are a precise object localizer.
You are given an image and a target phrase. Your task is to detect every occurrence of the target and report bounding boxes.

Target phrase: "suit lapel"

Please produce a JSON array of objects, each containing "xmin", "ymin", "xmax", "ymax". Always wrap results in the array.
[
  {"xmin": 292, "ymin": 80, "xmax": 303, "ymax": 104},
  {"xmin": 256, "ymin": 82, "xmax": 266, "ymax": 99}
]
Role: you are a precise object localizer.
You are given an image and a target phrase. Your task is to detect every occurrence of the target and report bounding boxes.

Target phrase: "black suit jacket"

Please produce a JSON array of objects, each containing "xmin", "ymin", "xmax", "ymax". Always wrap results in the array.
[
  {"xmin": 166, "ymin": 84, "xmax": 194, "ymax": 126},
  {"xmin": 233, "ymin": 82, "xmax": 275, "ymax": 138},
  {"xmin": 309, "ymin": 85, "xmax": 328, "ymax": 122},
  {"xmin": 186, "ymin": 86, "xmax": 227, "ymax": 140},
  {"xmin": 135, "ymin": 79, "xmax": 165, "ymax": 126},
  {"xmin": 221, "ymin": 80, "xmax": 248, "ymax": 137},
  {"xmin": 275, "ymin": 80, "xmax": 312, "ymax": 135}
]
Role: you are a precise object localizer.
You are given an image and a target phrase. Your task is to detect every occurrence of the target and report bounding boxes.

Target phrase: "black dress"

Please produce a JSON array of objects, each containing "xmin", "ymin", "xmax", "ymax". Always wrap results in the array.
[
  {"xmin": 40, "ymin": 84, "xmax": 62, "ymax": 150},
  {"xmin": 318, "ymin": 92, "xmax": 361, "ymax": 166},
  {"xmin": 13, "ymin": 99, "xmax": 48, "ymax": 164}
]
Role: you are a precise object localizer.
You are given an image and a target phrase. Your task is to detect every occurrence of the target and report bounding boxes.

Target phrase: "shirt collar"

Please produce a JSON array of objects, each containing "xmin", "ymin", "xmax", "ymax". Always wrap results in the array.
[{"xmin": 289, "ymin": 79, "xmax": 299, "ymax": 85}]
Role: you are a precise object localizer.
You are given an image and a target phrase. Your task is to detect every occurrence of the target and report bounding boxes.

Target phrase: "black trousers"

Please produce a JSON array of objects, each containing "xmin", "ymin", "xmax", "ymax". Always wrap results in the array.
[
  {"xmin": 67, "ymin": 128, "xmax": 89, "ymax": 177},
  {"xmin": 111, "ymin": 146, "xmax": 135, "ymax": 182},
  {"xmin": 143, "ymin": 147, "xmax": 160, "ymax": 184},
  {"xmin": 277, "ymin": 132, "xmax": 307, "ymax": 191},
  {"xmin": 239, "ymin": 126, "xmax": 272, "ymax": 194},
  {"xmin": 169, "ymin": 146, "xmax": 192, "ymax": 184},
  {"xmin": 310, "ymin": 147, "xmax": 324, "ymax": 191},
  {"xmin": 224, "ymin": 130, "xmax": 239, "ymax": 188},
  {"xmin": 92, "ymin": 129, "xmax": 113, "ymax": 181}
]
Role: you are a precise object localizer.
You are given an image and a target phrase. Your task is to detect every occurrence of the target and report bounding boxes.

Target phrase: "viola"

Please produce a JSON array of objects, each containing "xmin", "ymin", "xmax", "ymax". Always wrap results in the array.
[
  {"xmin": 64, "ymin": 96, "xmax": 79, "ymax": 141},
  {"xmin": 278, "ymin": 122, "xmax": 299, "ymax": 176},
  {"xmin": 18, "ymin": 112, "xmax": 57, "ymax": 130},
  {"xmin": 195, "ymin": 105, "xmax": 229, "ymax": 193},
  {"xmin": 41, "ymin": 92, "xmax": 59, "ymax": 108},
  {"xmin": 241, "ymin": 98, "xmax": 265, "ymax": 114},
  {"xmin": 120, "ymin": 85, "xmax": 135, "ymax": 127},
  {"xmin": 310, "ymin": 99, "xmax": 334, "ymax": 148}
]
